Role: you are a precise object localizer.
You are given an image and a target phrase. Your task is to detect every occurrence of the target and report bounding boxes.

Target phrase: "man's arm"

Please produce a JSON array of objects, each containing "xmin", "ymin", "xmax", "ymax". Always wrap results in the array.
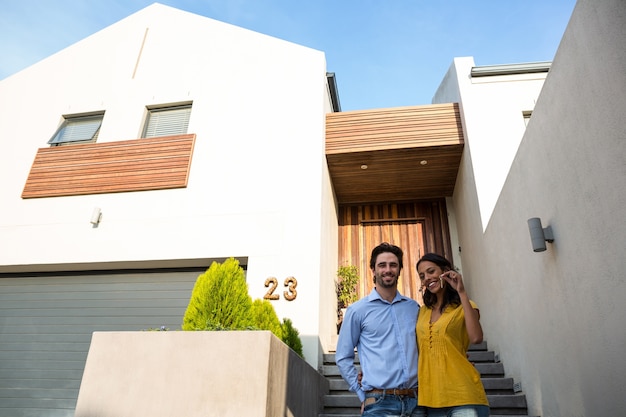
[{"xmin": 335, "ymin": 307, "xmax": 366, "ymax": 402}]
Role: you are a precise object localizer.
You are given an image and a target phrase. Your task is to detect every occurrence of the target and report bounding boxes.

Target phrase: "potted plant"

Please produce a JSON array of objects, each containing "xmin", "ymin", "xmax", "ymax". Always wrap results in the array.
[{"xmin": 336, "ymin": 265, "xmax": 359, "ymax": 330}]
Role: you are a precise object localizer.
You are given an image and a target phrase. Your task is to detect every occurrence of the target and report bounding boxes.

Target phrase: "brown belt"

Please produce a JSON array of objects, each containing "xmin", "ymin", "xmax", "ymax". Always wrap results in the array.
[{"xmin": 368, "ymin": 388, "xmax": 417, "ymax": 397}]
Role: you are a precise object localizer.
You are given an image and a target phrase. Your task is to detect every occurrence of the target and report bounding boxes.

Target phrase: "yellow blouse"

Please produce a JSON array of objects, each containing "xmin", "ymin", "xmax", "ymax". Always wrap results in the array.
[{"xmin": 416, "ymin": 301, "xmax": 489, "ymax": 408}]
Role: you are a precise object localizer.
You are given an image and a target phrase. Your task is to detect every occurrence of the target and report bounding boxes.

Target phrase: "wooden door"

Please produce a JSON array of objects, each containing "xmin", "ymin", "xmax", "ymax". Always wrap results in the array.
[
  {"xmin": 338, "ymin": 200, "xmax": 452, "ymax": 306},
  {"xmin": 360, "ymin": 219, "xmax": 425, "ymax": 303}
]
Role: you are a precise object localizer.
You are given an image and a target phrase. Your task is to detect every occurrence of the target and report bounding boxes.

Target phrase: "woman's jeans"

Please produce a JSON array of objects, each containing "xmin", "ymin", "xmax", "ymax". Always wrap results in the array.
[
  {"xmin": 426, "ymin": 405, "xmax": 490, "ymax": 417},
  {"xmin": 362, "ymin": 391, "xmax": 426, "ymax": 417}
]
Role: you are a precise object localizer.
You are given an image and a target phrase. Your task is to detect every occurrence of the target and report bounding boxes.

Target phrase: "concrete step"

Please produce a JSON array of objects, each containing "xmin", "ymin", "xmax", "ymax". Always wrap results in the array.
[
  {"xmin": 323, "ymin": 393, "xmax": 360, "ymax": 408},
  {"xmin": 468, "ymin": 341, "xmax": 488, "ymax": 351},
  {"xmin": 324, "ymin": 344, "xmax": 490, "ymax": 364},
  {"xmin": 319, "ymin": 413, "xmax": 360, "ymax": 417},
  {"xmin": 323, "ymin": 352, "xmax": 360, "ymax": 364},
  {"xmin": 323, "ymin": 392, "xmax": 528, "ymax": 410},
  {"xmin": 321, "ymin": 340, "xmax": 535, "ymax": 417},
  {"xmin": 326, "ymin": 342, "xmax": 489, "ymax": 356},
  {"xmin": 488, "ymin": 393, "xmax": 528, "ymax": 409},
  {"xmin": 327, "ymin": 376, "xmax": 515, "ymax": 394},
  {"xmin": 474, "ymin": 361, "xmax": 505, "ymax": 377},
  {"xmin": 467, "ymin": 350, "xmax": 496, "ymax": 362},
  {"xmin": 323, "ymin": 361, "xmax": 505, "ymax": 378},
  {"xmin": 322, "ymin": 364, "xmax": 361, "ymax": 377},
  {"xmin": 482, "ymin": 377, "xmax": 515, "ymax": 393}
]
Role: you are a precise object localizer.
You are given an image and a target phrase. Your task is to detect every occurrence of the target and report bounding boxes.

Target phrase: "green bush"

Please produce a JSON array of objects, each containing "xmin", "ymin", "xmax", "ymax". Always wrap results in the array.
[
  {"xmin": 182, "ymin": 258, "xmax": 253, "ymax": 331},
  {"xmin": 250, "ymin": 299, "xmax": 283, "ymax": 340},
  {"xmin": 182, "ymin": 258, "xmax": 304, "ymax": 359},
  {"xmin": 281, "ymin": 318, "xmax": 304, "ymax": 358}
]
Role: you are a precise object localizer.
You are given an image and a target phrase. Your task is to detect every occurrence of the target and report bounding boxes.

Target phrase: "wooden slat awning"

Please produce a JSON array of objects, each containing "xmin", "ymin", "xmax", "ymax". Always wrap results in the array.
[
  {"xmin": 326, "ymin": 103, "xmax": 464, "ymax": 204},
  {"xmin": 22, "ymin": 134, "xmax": 196, "ymax": 198}
]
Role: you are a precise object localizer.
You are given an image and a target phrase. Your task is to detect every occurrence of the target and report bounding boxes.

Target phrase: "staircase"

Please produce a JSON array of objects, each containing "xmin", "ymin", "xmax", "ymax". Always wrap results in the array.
[{"xmin": 319, "ymin": 341, "xmax": 537, "ymax": 417}]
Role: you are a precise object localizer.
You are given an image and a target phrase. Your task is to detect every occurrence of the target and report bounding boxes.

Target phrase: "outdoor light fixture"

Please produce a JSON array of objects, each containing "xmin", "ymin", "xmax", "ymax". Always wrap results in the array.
[
  {"xmin": 90, "ymin": 207, "xmax": 102, "ymax": 225},
  {"xmin": 527, "ymin": 217, "xmax": 554, "ymax": 252}
]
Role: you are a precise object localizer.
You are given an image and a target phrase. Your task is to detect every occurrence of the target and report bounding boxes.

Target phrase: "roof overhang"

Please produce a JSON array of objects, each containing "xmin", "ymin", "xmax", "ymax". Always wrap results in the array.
[{"xmin": 326, "ymin": 103, "xmax": 464, "ymax": 205}]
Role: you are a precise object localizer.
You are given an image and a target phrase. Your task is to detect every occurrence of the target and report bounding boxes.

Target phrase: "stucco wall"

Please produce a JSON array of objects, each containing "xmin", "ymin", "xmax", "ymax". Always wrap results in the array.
[
  {"xmin": 0, "ymin": 4, "xmax": 337, "ymax": 368},
  {"xmin": 452, "ymin": 0, "xmax": 626, "ymax": 415},
  {"xmin": 75, "ymin": 331, "xmax": 329, "ymax": 417},
  {"xmin": 435, "ymin": 57, "xmax": 548, "ymax": 232}
]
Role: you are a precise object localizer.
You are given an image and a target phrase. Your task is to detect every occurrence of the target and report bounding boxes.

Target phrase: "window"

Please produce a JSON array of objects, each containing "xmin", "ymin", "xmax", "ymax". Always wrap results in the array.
[
  {"xmin": 142, "ymin": 103, "xmax": 192, "ymax": 138},
  {"xmin": 48, "ymin": 112, "xmax": 104, "ymax": 146}
]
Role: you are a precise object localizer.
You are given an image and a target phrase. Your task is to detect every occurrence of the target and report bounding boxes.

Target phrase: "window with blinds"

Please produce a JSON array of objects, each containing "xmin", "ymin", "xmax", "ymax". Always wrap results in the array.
[
  {"xmin": 48, "ymin": 112, "xmax": 104, "ymax": 146},
  {"xmin": 143, "ymin": 104, "xmax": 192, "ymax": 138}
]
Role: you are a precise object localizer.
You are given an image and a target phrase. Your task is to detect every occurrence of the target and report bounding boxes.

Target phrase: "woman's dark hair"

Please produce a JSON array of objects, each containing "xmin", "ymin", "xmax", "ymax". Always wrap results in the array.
[
  {"xmin": 416, "ymin": 252, "xmax": 460, "ymax": 312},
  {"xmin": 369, "ymin": 242, "xmax": 404, "ymax": 270}
]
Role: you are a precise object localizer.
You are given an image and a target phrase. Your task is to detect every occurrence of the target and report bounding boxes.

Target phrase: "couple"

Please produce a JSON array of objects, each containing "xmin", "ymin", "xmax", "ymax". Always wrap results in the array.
[{"xmin": 335, "ymin": 242, "xmax": 489, "ymax": 417}]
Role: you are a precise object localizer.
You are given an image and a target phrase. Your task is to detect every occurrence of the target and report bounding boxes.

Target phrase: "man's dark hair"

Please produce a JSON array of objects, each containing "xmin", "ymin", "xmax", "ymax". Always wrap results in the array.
[{"xmin": 369, "ymin": 242, "xmax": 404, "ymax": 270}]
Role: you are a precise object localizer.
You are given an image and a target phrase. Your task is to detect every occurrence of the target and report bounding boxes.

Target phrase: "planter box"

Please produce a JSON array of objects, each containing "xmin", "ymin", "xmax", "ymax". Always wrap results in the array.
[{"xmin": 75, "ymin": 331, "xmax": 328, "ymax": 417}]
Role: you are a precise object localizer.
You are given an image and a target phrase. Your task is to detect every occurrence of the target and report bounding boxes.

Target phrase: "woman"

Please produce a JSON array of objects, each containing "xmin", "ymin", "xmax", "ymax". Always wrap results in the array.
[{"xmin": 416, "ymin": 253, "xmax": 490, "ymax": 417}]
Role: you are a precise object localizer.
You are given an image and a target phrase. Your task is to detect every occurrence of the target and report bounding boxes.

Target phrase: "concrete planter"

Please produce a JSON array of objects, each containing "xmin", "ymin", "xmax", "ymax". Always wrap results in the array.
[{"xmin": 75, "ymin": 331, "xmax": 328, "ymax": 417}]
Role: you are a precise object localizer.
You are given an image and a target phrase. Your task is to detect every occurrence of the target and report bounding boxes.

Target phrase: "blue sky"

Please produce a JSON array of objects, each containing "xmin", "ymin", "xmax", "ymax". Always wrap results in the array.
[{"xmin": 0, "ymin": 0, "xmax": 576, "ymax": 111}]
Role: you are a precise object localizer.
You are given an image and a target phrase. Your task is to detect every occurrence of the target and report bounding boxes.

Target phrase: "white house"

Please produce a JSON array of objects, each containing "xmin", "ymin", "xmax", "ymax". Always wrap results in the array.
[
  {"xmin": 0, "ymin": 4, "xmax": 339, "ymax": 415},
  {"xmin": 1, "ymin": 0, "xmax": 625, "ymax": 416}
]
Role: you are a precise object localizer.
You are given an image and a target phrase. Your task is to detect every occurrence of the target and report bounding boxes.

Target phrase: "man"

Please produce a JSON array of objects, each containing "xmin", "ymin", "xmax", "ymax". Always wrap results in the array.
[{"xmin": 335, "ymin": 242, "xmax": 423, "ymax": 417}]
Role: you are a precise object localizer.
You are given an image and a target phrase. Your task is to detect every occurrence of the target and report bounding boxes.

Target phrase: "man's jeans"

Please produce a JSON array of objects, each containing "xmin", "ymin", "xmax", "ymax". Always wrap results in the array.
[{"xmin": 362, "ymin": 391, "xmax": 426, "ymax": 417}]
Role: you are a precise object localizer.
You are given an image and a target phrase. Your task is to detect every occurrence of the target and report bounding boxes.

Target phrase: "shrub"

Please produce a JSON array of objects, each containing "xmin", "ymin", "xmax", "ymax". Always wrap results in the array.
[
  {"xmin": 281, "ymin": 318, "xmax": 304, "ymax": 358},
  {"xmin": 182, "ymin": 258, "xmax": 304, "ymax": 359},
  {"xmin": 182, "ymin": 258, "xmax": 253, "ymax": 330},
  {"xmin": 250, "ymin": 298, "xmax": 283, "ymax": 340}
]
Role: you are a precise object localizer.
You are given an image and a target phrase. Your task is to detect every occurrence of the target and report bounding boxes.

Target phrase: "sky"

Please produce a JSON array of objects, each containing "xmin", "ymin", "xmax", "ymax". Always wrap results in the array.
[{"xmin": 0, "ymin": 0, "xmax": 577, "ymax": 111}]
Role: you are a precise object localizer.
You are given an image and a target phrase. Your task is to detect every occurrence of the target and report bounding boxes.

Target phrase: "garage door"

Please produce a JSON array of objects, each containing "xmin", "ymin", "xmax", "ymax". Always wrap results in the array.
[{"xmin": 0, "ymin": 269, "xmax": 204, "ymax": 417}]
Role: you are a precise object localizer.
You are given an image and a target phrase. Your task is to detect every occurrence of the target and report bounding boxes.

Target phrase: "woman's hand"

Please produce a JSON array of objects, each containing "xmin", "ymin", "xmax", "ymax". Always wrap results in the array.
[
  {"xmin": 442, "ymin": 269, "xmax": 483, "ymax": 344},
  {"xmin": 441, "ymin": 270, "xmax": 465, "ymax": 294}
]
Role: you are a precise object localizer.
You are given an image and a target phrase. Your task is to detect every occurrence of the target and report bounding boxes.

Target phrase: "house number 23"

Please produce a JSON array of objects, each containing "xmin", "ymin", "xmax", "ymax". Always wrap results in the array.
[{"xmin": 264, "ymin": 277, "xmax": 297, "ymax": 301}]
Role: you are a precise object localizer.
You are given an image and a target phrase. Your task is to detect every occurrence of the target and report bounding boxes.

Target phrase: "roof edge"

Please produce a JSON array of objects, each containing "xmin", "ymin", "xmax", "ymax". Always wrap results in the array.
[
  {"xmin": 471, "ymin": 61, "xmax": 551, "ymax": 77},
  {"xmin": 326, "ymin": 72, "xmax": 341, "ymax": 112}
]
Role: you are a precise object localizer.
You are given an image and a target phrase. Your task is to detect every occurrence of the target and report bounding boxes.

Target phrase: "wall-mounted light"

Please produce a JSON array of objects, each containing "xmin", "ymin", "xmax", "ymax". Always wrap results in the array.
[
  {"xmin": 527, "ymin": 217, "xmax": 554, "ymax": 252},
  {"xmin": 90, "ymin": 207, "xmax": 102, "ymax": 225}
]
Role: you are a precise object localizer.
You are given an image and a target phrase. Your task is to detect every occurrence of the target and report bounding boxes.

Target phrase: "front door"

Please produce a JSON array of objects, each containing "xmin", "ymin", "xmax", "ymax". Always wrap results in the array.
[
  {"xmin": 338, "ymin": 200, "xmax": 452, "ymax": 305},
  {"xmin": 360, "ymin": 219, "xmax": 425, "ymax": 302}
]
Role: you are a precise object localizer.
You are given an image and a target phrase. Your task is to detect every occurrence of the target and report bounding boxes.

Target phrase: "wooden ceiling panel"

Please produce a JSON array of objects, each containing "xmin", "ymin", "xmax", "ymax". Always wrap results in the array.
[{"xmin": 326, "ymin": 103, "xmax": 464, "ymax": 204}]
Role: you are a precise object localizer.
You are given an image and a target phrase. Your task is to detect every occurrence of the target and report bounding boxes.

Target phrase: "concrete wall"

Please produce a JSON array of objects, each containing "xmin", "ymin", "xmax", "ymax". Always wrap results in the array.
[
  {"xmin": 447, "ymin": 0, "xmax": 626, "ymax": 415},
  {"xmin": 434, "ymin": 58, "xmax": 548, "ymax": 232},
  {"xmin": 432, "ymin": 57, "xmax": 548, "ymax": 289},
  {"xmin": 0, "ymin": 4, "xmax": 338, "ymax": 368},
  {"xmin": 75, "ymin": 331, "xmax": 329, "ymax": 417}
]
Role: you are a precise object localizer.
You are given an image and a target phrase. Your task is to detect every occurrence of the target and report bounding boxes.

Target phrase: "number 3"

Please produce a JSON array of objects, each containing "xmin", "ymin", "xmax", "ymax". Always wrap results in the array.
[{"xmin": 283, "ymin": 277, "xmax": 297, "ymax": 301}]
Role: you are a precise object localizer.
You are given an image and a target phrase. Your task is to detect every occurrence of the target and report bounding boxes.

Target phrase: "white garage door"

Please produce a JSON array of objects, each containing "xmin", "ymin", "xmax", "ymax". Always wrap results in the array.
[{"xmin": 0, "ymin": 269, "xmax": 203, "ymax": 417}]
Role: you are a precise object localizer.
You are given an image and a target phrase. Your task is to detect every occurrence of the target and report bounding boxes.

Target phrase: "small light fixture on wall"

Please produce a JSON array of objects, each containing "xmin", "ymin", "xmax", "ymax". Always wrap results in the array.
[
  {"xmin": 527, "ymin": 217, "xmax": 554, "ymax": 252},
  {"xmin": 90, "ymin": 207, "xmax": 102, "ymax": 226}
]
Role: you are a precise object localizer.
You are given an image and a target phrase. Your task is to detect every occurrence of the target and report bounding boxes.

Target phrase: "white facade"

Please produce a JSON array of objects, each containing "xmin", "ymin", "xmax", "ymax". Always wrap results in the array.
[
  {"xmin": 433, "ymin": 58, "xmax": 549, "ymax": 231},
  {"xmin": 0, "ymin": 3, "xmax": 338, "ymax": 369}
]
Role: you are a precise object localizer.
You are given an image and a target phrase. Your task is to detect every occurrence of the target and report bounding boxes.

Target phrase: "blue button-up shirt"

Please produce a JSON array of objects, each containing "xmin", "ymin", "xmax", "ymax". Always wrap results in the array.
[{"xmin": 336, "ymin": 288, "xmax": 419, "ymax": 402}]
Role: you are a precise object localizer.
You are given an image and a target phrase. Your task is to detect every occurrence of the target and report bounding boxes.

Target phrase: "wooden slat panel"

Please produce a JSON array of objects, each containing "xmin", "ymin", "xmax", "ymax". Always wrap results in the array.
[
  {"xmin": 21, "ymin": 134, "xmax": 196, "ymax": 198},
  {"xmin": 326, "ymin": 103, "xmax": 463, "ymax": 154},
  {"xmin": 326, "ymin": 104, "xmax": 464, "ymax": 204}
]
